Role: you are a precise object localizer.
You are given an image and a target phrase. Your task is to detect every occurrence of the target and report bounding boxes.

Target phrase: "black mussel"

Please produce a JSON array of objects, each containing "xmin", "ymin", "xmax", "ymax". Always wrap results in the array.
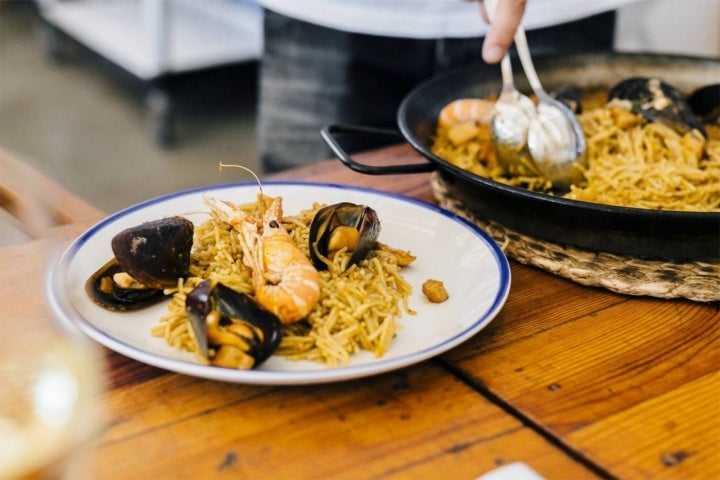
[
  {"xmin": 607, "ymin": 77, "xmax": 706, "ymax": 136},
  {"xmin": 85, "ymin": 258, "xmax": 168, "ymax": 311},
  {"xmin": 308, "ymin": 202, "xmax": 380, "ymax": 270},
  {"xmin": 687, "ymin": 84, "xmax": 720, "ymax": 125},
  {"xmin": 186, "ymin": 280, "xmax": 283, "ymax": 369},
  {"xmin": 551, "ymin": 85, "xmax": 582, "ymax": 114},
  {"xmin": 111, "ymin": 216, "xmax": 194, "ymax": 289},
  {"xmin": 86, "ymin": 216, "xmax": 194, "ymax": 311}
]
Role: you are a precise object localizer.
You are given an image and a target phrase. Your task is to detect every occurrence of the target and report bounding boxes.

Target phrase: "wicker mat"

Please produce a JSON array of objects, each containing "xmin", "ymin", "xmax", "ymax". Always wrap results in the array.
[{"xmin": 431, "ymin": 173, "xmax": 719, "ymax": 303}]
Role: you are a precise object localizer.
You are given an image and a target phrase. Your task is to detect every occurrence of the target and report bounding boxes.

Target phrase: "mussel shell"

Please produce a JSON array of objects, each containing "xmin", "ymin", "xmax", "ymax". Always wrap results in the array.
[
  {"xmin": 687, "ymin": 83, "xmax": 720, "ymax": 125},
  {"xmin": 308, "ymin": 202, "xmax": 381, "ymax": 270},
  {"xmin": 550, "ymin": 85, "xmax": 582, "ymax": 114},
  {"xmin": 607, "ymin": 77, "xmax": 706, "ymax": 136},
  {"xmin": 111, "ymin": 216, "xmax": 194, "ymax": 289},
  {"xmin": 85, "ymin": 258, "xmax": 167, "ymax": 311},
  {"xmin": 186, "ymin": 279, "xmax": 212, "ymax": 359},
  {"xmin": 212, "ymin": 283, "xmax": 283, "ymax": 364},
  {"xmin": 347, "ymin": 206, "xmax": 380, "ymax": 265},
  {"xmin": 186, "ymin": 280, "xmax": 283, "ymax": 367}
]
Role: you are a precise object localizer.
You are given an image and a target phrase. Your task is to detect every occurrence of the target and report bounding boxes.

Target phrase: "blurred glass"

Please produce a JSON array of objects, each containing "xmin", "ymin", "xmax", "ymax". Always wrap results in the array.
[{"xmin": 0, "ymin": 337, "xmax": 104, "ymax": 479}]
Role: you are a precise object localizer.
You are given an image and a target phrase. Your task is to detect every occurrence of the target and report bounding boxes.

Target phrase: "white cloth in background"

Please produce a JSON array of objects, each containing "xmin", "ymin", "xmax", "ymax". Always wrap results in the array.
[
  {"xmin": 259, "ymin": 0, "xmax": 640, "ymax": 38},
  {"xmin": 614, "ymin": 0, "xmax": 720, "ymax": 57}
]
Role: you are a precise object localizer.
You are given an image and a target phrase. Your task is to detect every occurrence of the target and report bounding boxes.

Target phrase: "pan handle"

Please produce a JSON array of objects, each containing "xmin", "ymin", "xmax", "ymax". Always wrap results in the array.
[{"xmin": 321, "ymin": 124, "xmax": 436, "ymax": 175}]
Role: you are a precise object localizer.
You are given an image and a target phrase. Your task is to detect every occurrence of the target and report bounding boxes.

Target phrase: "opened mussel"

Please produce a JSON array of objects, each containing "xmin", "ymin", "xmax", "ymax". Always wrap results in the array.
[
  {"xmin": 186, "ymin": 280, "xmax": 283, "ymax": 369},
  {"xmin": 86, "ymin": 258, "xmax": 169, "ymax": 311},
  {"xmin": 86, "ymin": 216, "xmax": 194, "ymax": 311},
  {"xmin": 308, "ymin": 202, "xmax": 380, "ymax": 270},
  {"xmin": 607, "ymin": 77, "xmax": 706, "ymax": 136}
]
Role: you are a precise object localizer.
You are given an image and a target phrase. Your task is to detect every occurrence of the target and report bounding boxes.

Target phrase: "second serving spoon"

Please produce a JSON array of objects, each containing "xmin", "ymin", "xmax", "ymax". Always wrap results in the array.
[
  {"xmin": 491, "ymin": 50, "xmax": 539, "ymax": 177},
  {"xmin": 513, "ymin": 26, "xmax": 587, "ymax": 189},
  {"xmin": 484, "ymin": 0, "xmax": 586, "ymax": 190},
  {"xmin": 484, "ymin": 0, "xmax": 537, "ymax": 177}
]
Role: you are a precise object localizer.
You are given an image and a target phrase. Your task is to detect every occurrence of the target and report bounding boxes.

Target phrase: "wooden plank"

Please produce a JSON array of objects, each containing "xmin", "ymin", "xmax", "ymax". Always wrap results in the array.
[
  {"xmin": 0, "ymin": 147, "xmax": 103, "ymax": 238},
  {"xmin": 1, "ymin": 222, "xmax": 98, "ymax": 342},
  {"xmin": 90, "ymin": 363, "xmax": 600, "ymax": 479},
  {"xmin": 443, "ymin": 266, "xmax": 720, "ymax": 478},
  {"xmin": 0, "ymin": 208, "xmax": 31, "ymax": 246},
  {"xmin": 567, "ymin": 371, "xmax": 720, "ymax": 479}
]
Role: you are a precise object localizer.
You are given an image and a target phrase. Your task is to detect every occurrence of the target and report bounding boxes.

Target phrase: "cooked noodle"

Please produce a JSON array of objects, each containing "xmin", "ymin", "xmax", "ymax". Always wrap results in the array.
[
  {"xmin": 431, "ymin": 104, "xmax": 720, "ymax": 212},
  {"xmin": 568, "ymin": 109, "xmax": 720, "ymax": 211},
  {"xmin": 151, "ymin": 199, "xmax": 415, "ymax": 367}
]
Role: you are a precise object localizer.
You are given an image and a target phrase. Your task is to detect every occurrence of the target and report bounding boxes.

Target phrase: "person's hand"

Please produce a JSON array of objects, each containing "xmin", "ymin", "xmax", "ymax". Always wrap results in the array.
[{"xmin": 479, "ymin": 0, "xmax": 527, "ymax": 64}]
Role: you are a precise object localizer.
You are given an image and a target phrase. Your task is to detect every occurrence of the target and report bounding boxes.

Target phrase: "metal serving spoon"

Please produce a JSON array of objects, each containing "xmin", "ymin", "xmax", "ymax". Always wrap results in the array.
[
  {"xmin": 483, "ymin": 0, "xmax": 585, "ymax": 190},
  {"xmin": 513, "ymin": 26, "xmax": 586, "ymax": 189},
  {"xmin": 485, "ymin": 0, "xmax": 538, "ymax": 177},
  {"xmin": 491, "ymin": 52, "xmax": 539, "ymax": 177}
]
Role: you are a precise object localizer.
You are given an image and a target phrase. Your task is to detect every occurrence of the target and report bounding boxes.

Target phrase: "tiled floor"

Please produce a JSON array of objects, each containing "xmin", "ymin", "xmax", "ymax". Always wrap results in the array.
[{"xmin": 0, "ymin": 1, "xmax": 260, "ymax": 217}]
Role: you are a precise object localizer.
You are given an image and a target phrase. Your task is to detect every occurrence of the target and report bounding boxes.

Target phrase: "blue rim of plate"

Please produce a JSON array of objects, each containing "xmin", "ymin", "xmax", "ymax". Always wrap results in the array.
[{"xmin": 47, "ymin": 181, "xmax": 511, "ymax": 385}]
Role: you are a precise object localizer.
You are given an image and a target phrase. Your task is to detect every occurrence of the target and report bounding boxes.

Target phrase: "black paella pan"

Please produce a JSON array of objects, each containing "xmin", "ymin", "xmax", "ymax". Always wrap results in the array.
[{"xmin": 322, "ymin": 52, "xmax": 720, "ymax": 261}]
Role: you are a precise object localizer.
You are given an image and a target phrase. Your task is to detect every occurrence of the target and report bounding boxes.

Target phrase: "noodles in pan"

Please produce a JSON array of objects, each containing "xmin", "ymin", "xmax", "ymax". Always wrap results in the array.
[
  {"xmin": 431, "ymin": 100, "xmax": 720, "ymax": 212},
  {"xmin": 569, "ymin": 109, "xmax": 719, "ymax": 211}
]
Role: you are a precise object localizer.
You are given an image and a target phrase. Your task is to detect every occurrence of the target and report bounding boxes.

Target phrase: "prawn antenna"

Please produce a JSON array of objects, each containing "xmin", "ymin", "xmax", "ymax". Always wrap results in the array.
[{"xmin": 218, "ymin": 162, "xmax": 266, "ymax": 218}]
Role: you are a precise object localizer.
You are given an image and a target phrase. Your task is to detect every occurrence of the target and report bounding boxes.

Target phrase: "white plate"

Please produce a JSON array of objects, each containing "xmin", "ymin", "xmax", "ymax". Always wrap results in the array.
[{"xmin": 47, "ymin": 182, "xmax": 510, "ymax": 385}]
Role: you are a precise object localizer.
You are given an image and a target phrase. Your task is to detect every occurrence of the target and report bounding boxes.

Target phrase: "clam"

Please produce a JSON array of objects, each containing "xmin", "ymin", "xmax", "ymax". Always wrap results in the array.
[
  {"xmin": 607, "ymin": 77, "xmax": 706, "ymax": 136},
  {"xmin": 308, "ymin": 202, "xmax": 380, "ymax": 270},
  {"xmin": 186, "ymin": 280, "xmax": 283, "ymax": 369},
  {"xmin": 85, "ymin": 216, "xmax": 194, "ymax": 311}
]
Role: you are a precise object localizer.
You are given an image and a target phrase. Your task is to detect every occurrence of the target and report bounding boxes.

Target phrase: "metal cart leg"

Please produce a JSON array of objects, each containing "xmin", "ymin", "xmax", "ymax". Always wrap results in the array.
[{"xmin": 145, "ymin": 84, "xmax": 175, "ymax": 148}]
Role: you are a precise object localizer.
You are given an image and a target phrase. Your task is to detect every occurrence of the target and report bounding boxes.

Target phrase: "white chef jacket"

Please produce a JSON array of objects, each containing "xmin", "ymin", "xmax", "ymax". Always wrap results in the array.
[{"xmin": 258, "ymin": 0, "xmax": 641, "ymax": 38}]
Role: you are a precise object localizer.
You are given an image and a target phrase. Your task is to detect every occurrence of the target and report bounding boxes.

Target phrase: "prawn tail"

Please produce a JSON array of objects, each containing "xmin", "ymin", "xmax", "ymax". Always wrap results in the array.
[
  {"xmin": 255, "ymin": 264, "xmax": 320, "ymax": 324},
  {"xmin": 264, "ymin": 197, "xmax": 283, "ymax": 225}
]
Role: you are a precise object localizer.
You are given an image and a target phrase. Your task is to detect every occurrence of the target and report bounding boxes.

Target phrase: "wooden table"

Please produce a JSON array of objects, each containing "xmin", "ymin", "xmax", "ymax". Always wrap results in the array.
[{"xmin": 2, "ymin": 145, "xmax": 718, "ymax": 479}]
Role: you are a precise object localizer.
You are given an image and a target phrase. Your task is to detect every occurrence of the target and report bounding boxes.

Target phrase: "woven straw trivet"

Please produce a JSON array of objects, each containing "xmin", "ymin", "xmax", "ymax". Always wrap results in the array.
[{"xmin": 431, "ymin": 172, "xmax": 719, "ymax": 303}]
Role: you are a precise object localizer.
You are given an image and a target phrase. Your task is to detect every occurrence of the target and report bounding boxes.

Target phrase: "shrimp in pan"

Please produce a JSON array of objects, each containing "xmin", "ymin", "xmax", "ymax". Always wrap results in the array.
[
  {"xmin": 205, "ymin": 195, "xmax": 320, "ymax": 324},
  {"xmin": 437, "ymin": 98, "xmax": 495, "ymax": 128}
]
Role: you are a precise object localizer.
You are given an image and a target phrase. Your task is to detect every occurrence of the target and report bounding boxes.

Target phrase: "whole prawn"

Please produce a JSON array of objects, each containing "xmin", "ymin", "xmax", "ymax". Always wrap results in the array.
[{"xmin": 205, "ymin": 171, "xmax": 320, "ymax": 324}]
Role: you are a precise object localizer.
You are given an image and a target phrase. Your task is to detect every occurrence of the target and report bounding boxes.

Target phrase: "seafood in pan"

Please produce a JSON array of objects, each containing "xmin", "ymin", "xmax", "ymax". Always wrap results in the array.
[
  {"xmin": 606, "ymin": 77, "xmax": 710, "ymax": 136},
  {"xmin": 438, "ymin": 78, "xmax": 718, "ymax": 137},
  {"xmin": 433, "ymin": 78, "xmax": 720, "ymax": 212}
]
